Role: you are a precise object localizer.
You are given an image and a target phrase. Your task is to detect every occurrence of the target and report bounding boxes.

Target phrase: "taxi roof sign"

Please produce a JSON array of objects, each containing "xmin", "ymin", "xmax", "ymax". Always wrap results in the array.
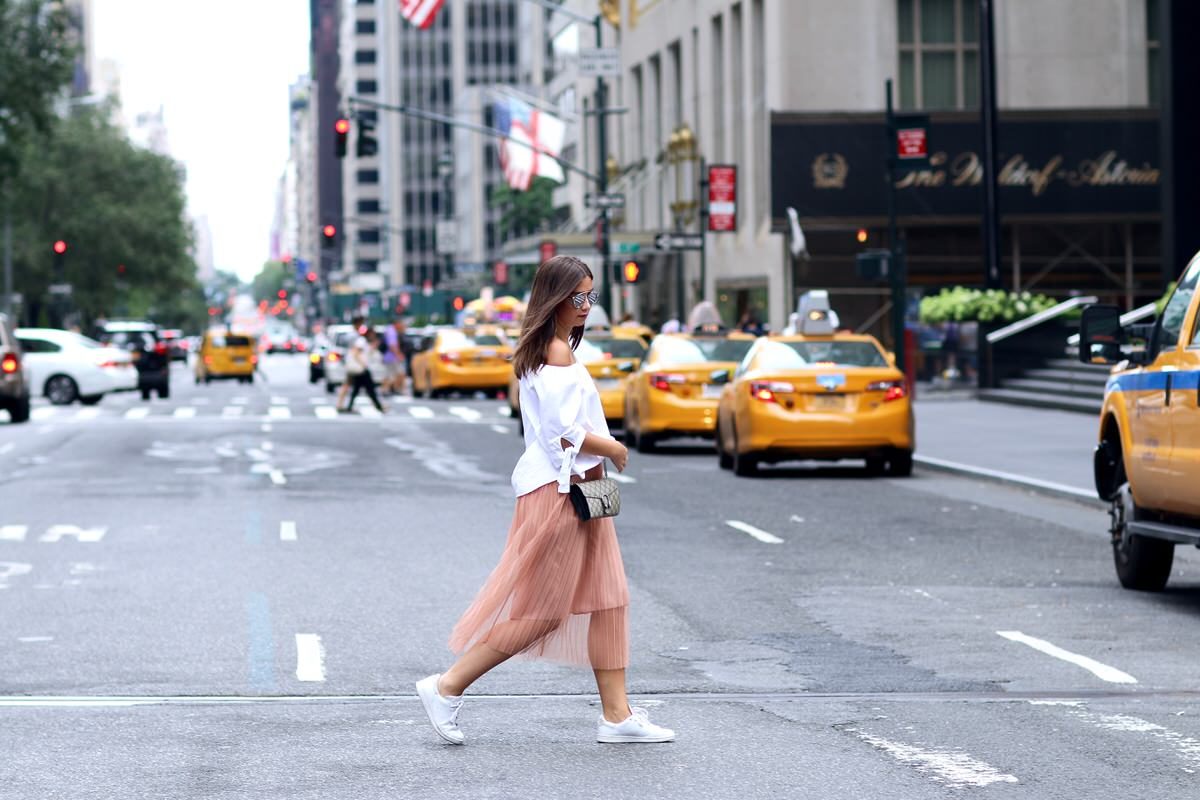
[{"xmin": 797, "ymin": 291, "xmax": 836, "ymax": 336}]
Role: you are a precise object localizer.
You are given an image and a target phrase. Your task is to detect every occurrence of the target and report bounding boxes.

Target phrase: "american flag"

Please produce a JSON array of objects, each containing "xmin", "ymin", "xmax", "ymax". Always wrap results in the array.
[
  {"xmin": 400, "ymin": 0, "xmax": 445, "ymax": 29},
  {"xmin": 493, "ymin": 98, "xmax": 566, "ymax": 191}
]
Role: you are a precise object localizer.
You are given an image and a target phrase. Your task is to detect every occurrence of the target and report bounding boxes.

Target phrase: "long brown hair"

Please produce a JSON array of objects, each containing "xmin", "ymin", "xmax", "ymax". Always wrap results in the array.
[{"xmin": 513, "ymin": 255, "xmax": 593, "ymax": 379}]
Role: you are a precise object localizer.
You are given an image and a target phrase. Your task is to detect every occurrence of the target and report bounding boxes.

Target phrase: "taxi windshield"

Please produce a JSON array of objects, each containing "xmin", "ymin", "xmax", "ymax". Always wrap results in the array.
[
  {"xmin": 651, "ymin": 336, "xmax": 754, "ymax": 365},
  {"xmin": 584, "ymin": 337, "xmax": 647, "ymax": 359},
  {"xmin": 440, "ymin": 330, "xmax": 507, "ymax": 348},
  {"xmin": 758, "ymin": 340, "xmax": 888, "ymax": 369},
  {"xmin": 209, "ymin": 335, "xmax": 251, "ymax": 348}
]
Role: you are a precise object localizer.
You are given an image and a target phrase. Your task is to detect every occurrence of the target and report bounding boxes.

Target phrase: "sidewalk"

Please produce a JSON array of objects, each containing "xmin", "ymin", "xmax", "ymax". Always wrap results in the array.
[{"xmin": 913, "ymin": 397, "xmax": 1100, "ymax": 504}]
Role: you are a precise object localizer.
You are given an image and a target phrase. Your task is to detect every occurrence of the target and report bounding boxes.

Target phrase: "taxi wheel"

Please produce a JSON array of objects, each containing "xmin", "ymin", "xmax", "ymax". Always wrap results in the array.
[
  {"xmin": 635, "ymin": 431, "xmax": 656, "ymax": 454},
  {"xmin": 1111, "ymin": 481, "xmax": 1174, "ymax": 591},
  {"xmin": 886, "ymin": 450, "xmax": 913, "ymax": 477},
  {"xmin": 733, "ymin": 446, "xmax": 758, "ymax": 477}
]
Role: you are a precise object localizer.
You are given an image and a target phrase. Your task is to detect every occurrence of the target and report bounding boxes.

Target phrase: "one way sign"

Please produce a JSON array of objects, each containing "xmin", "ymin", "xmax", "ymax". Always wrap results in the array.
[{"xmin": 654, "ymin": 232, "xmax": 704, "ymax": 251}]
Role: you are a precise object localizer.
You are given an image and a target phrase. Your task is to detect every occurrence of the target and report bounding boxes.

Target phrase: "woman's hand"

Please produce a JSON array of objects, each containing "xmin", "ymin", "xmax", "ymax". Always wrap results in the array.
[{"xmin": 607, "ymin": 440, "xmax": 629, "ymax": 473}]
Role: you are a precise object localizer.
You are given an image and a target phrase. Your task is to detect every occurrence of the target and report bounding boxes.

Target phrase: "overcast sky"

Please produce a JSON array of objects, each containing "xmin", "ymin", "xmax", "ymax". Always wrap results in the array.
[{"xmin": 93, "ymin": 1, "xmax": 312, "ymax": 282}]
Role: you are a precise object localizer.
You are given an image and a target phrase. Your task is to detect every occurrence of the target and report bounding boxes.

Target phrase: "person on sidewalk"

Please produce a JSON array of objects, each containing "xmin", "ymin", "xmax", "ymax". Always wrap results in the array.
[
  {"xmin": 416, "ymin": 255, "xmax": 674, "ymax": 746},
  {"xmin": 341, "ymin": 326, "xmax": 385, "ymax": 414},
  {"xmin": 382, "ymin": 317, "xmax": 406, "ymax": 396}
]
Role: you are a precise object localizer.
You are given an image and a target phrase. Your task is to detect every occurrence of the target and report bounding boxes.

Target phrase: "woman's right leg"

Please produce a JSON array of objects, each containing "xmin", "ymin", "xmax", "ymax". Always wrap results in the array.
[{"xmin": 439, "ymin": 618, "xmax": 560, "ymax": 696}]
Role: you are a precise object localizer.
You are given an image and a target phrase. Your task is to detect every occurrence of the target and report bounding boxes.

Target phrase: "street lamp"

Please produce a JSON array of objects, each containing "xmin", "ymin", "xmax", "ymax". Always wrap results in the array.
[
  {"xmin": 667, "ymin": 123, "xmax": 701, "ymax": 320},
  {"xmin": 437, "ymin": 149, "xmax": 454, "ymax": 287}
]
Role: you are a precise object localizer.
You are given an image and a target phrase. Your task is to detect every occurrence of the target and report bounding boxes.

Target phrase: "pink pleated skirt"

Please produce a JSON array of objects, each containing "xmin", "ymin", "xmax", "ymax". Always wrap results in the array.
[{"xmin": 448, "ymin": 481, "xmax": 630, "ymax": 670}]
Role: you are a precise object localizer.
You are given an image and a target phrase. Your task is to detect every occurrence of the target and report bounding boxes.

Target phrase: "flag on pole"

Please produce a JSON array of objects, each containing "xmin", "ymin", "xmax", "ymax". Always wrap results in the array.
[
  {"xmin": 400, "ymin": 0, "xmax": 445, "ymax": 29},
  {"xmin": 493, "ymin": 98, "xmax": 566, "ymax": 191}
]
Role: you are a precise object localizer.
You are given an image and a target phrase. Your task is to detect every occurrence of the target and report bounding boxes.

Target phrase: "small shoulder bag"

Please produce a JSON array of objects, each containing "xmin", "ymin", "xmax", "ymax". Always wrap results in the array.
[{"xmin": 568, "ymin": 465, "xmax": 621, "ymax": 522}]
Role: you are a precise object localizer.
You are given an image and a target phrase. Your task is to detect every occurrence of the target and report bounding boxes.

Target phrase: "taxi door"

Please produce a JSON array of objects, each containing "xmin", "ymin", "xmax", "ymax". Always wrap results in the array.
[{"xmin": 1165, "ymin": 259, "xmax": 1200, "ymax": 514}]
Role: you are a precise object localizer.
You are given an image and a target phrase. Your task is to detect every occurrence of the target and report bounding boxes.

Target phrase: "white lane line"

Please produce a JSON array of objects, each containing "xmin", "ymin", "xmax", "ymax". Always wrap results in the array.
[
  {"xmin": 997, "ymin": 630, "xmax": 1137, "ymax": 684},
  {"xmin": 851, "ymin": 730, "xmax": 1018, "ymax": 788},
  {"xmin": 0, "ymin": 525, "xmax": 29, "ymax": 542},
  {"xmin": 490, "ymin": 424, "xmax": 510, "ymax": 434},
  {"xmin": 314, "ymin": 406, "xmax": 338, "ymax": 420},
  {"xmin": 221, "ymin": 406, "xmax": 243, "ymax": 417},
  {"xmin": 17, "ymin": 636, "xmax": 53, "ymax": 643},
  {"xmin": 725, "ymin": 520, "xmax": 784, "ymax": 544},
  {"xmin": 31, "ymin": 407, "xmax": 55, "ymax": 420},
  {"xmin": 498, "ymin": 406, "xmax": 513, "ymax": 417},
  {"xmin": 261, "ymin": 442, "xmax": 274, "ymax": 452},
  {"xmin": 408, "ymin": 406, "xmax": 434, "ymax": 419},
  {"xmin": 73, "ymin": 408, "xmax": 101, "ymax": 421},
  {"xmin": 279, "ymin": 521, "xmax": 297, "ymax": 541},
  {"xmin": 268, "ymin": 406, "xmax": 291, "ymax": 419},
  {"xmin": 610, "ymin": 473, "xmax": 636, "ymax": 484},
  {"xmin": 173, "ymin": 407, "xmax": 196, "ymax": 419},
  {"xmin": 294, "ymin": 634, "xmax": 326, "ymax": 682},
  {"xmin": 269, "ymin": 469, "xmax": 287, "ymax": 486},
  {"xmin": 449, "ymin": 406, "xmax": 482, "ymax": 422},
  {"xmin": 914, "ymin": 455, "xmax": 1096, "ymax": 501},
  {"xmin": 124, "ymin": 408, "xmax": 150, "ymax": 420}
]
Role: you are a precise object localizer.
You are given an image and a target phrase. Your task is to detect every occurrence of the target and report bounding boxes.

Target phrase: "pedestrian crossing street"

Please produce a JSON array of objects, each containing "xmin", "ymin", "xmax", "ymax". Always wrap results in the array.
[{"xmin": 12, "ymin": 395, "xmax": 515, "ymax": 425}]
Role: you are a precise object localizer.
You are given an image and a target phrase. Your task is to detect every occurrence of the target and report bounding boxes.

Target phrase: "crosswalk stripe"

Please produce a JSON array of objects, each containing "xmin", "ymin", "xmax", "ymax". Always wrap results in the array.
[
  {"xmin": 74, "ymin": 408, "xmax": 100, "ymax": 421},
  {"xmin": 408, "ymin": 406, "xmax": 434, "ymax": 419},
  {"xmin": 449, "ymin": 406, "xmax": 482, "ymax": 422},
  {"xmin": 268, "ymin": 407, "xmax": 291, "ymax": 419},
  {"xmin": 491, "ymin": 424, "xmax": 510, "ymax": 434},
  {"xmin": 0, "ymin": 525, "xmax": 28, "ymax": 542},
  {"xmin": 314, "ymin": 406, "xmax": 338, "ymax": 419},
  {"xmin": 357, "ymin": 406, "xmax": 382, "ymax": 418},
  {"xmin": 30, "ymin": 408, "xmax": 54, "ymax": 420},
  {"xmin": 124, "ymin": 408, "xmax": 150, "ymax": 420},
  {"xmin": 173, "ymin": 407, "xmax": 196, "ymax": 419}
]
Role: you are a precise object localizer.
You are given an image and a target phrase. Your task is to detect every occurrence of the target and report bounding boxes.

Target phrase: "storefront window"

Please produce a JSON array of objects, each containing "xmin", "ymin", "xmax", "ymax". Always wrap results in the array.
[
  {"xmin": 717, "ymin": 285, "xmax": 769, "ymax": 331},
  {"xmin": 897, "ymin": 0, "xmax": 979, "ymax": 110}
]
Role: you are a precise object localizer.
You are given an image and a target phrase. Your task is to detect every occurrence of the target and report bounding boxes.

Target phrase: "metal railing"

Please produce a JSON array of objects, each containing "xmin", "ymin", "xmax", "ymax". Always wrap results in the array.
[
  {"xmin": 985, "ymin": 296, "xmax": 1097, "ymax": 345},
  {"xmin": 1066, "ymin": 302, "xmax": 1157, "ymax": 346}
]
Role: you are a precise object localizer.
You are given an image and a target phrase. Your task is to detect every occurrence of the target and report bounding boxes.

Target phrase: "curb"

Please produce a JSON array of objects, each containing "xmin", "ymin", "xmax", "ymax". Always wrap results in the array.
[{"xmin": 914, "ymin": 455, "xmax": 1104, "ymax": 508}]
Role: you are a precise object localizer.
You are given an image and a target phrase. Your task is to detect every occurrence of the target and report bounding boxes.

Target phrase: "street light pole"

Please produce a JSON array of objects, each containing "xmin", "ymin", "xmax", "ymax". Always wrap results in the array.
[
  {"xmin": 438, "ymin": 149, "xmax": 454, "ymax": 289},
  {"xmin": 979, "ymin": 0, "xmax": 1002, "ymax": 289}
]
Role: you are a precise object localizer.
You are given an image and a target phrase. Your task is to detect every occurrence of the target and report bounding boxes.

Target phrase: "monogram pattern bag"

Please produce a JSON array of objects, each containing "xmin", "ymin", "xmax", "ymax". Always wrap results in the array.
[{"xmin": 568, "ymin": 471, "xmax": 621, "ymax": 521}]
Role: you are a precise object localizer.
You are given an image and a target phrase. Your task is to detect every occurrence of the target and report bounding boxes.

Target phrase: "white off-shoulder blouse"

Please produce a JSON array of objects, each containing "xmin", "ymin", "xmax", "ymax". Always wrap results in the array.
[{"xmin": 511, "ymin": 360, "xmax": 610, "ymax": 497}]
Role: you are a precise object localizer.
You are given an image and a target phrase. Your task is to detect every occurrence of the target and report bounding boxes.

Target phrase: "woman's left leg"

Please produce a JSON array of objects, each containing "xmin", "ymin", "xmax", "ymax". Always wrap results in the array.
[{"xmin": 594, "ymin": 667, "xmax": 629, "ymax": 723}]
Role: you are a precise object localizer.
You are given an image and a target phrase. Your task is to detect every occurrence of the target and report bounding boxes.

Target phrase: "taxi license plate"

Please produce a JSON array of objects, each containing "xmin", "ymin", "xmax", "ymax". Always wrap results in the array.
[
  {"xmin": 479, "ymin": 349, "xmax": 497, "ymax": 358},
  {"xmin": 701, "ymin": 384, "xmax": 723, "ymax": 399},
  {"xmin": 811, "ymin": 394, "xmax": 845, "ymax": 410},
  {"xmin": 595, "ymin": 378, "xmax": 621, "ymax": 390},
  {"xmin": 232, "ymin": 357, "xmax": 246, "ymax": 363}
]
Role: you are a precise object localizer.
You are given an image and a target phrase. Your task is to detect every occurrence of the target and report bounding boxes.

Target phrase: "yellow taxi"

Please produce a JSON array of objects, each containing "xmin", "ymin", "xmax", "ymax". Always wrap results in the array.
[
  {"xmin": 713, "ymin": 332, "xmax": 913, "ymax": 477},
  {"xmin": 579, "ymin": 330, "xmax": 649, "ymax": 423},
  {"xmin": 622, "ymin": 330, "xmax": 756, "ymax": 452},
  {"xmin": 1078, "ymin": 249, "xmax": 1200, "ymax": 591},
  {"xmin": 194, "ymin": 330, "xmax": 257, "ymax": 384},
  {"xmin": 410, "ymin": 326, "xmax": 513, "ymax": 398}
]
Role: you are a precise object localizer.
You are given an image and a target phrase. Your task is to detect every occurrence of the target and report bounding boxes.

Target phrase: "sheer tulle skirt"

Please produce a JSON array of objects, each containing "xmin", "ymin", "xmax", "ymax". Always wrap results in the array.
[{"xmin": 448, "ymin": 482, "xmax": 630, "ymax": 670}]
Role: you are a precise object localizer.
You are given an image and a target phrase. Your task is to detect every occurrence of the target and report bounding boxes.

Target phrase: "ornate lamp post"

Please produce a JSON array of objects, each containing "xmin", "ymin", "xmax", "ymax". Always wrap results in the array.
[{"xmin": 667, "ymin": 123, "xmax": 700, "ymax": 321}]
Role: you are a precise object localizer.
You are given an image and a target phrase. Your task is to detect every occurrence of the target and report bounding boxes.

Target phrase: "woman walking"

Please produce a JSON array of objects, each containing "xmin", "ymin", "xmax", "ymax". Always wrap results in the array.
[
  {"xmin": 416, "ymin": 256, "xmax": 674, "ymax": 746},
  {"xmin": 341, "ymin": 326, "xmax": 386, "ymax": 414}
]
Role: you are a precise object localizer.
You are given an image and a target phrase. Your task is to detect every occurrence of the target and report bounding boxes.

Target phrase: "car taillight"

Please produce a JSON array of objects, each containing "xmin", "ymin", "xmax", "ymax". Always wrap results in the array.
[
  {"xmin": 750, "ymin": 381, "xmax": 794, "ymax": 403},
  {"xmin": 329, "ymin": 352, "xmax": 341, "ymax": 363},
  {"xmin": 1, "ymin": 353, "xmax": 18, "ymax": 374},
  {"xmin": 651, "ymin": 373, "xmax": 686, "ymax": 392},
  {"xmin": 96, "ymin": 360, "xmax": 125, "ymax": 368},
  {"xmin": 310, "ymin": 354, "xmax": 320, "ymax": 364},
  {"xmin": 251, "ymin": 355, "xmax": 258, "ymax": 364},
  {"xmin": 867, "ymin": 380, "xmax": 908, "ymax": 402},
  {"xmin": 155, "ymin": 342, "xmax": 168, "ymax": 355},
  {"xmin": 440, "ymin": 352, "xmax": 460, "ymax": 363},
  {"xmin": 204, "ymin": 355, "xmax": 213, "ymax": 365}
]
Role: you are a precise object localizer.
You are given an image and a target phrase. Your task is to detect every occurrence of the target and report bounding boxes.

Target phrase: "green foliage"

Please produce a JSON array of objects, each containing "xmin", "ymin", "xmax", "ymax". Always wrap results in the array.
[
  {"xmin": 7, "ymin": 105, "xmax": 198, "ymax": 328},
  {"xmin": 919, "ymin": 287, "xmax": 1059, "ymax": 324},
  {"xmin": 0, "ymin": 0, "xmax": 77, "ymax": 182},
  {"xmin": 489, "ymin": 176, "xmax": 556, "ymax": 239},
  {"xmin": 252, "ymin": 261, "xmax": 291, "ymax": 304},
  {"xmin": 1155, "ymin": 282, "xmax": 1177, "ymax": 315}
]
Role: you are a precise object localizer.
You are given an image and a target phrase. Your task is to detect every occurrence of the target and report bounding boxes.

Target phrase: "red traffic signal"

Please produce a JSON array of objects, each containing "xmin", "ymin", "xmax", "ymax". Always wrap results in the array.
[
  {"xmin": 452, "ymin": 296, "xmax": 465, "ymax": 312},
  {"xmin": 622, "ymin": 260, "xmax": 641, "ymax": 284},
  {"xmin": 335, "ymin": 117, "xmax": 350, "ymax": 158},
  {"xmin": 277, "ymin": 289, "xmax": 287, "ymax": 299},
  {"xmin": 52, "ymin": 240, "xmax": 67, "ymax": 255},
  {"xmin": 322, "ymin": 224, "xmax": 336, "ymax": 239},
  {"xmin": 306, "ymin": 271, "xmax": 318, "ymax": 283}
]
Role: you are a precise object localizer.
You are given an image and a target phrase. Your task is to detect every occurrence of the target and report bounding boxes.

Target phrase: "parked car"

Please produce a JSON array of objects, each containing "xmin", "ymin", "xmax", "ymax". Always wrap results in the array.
[
  {"xmin": 14, "ymin": 328, "xmax": 136, "ymax": 405},
  {"xmin": 96, "ymin": 321, "xmax": 170, "ymax": 400},
  {"xmin": 1078, "ymin": 249, "xmax": 1200, "ymax": 591},
  {"xmin": 0, "ymin": 312, "xmax": 31, "ymax": 422}
]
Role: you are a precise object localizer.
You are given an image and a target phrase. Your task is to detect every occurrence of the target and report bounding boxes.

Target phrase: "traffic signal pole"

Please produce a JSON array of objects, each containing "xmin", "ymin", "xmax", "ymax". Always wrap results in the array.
[{"xmin": 885, "ymin": 80, "xmax": 908, "ymax": 376}]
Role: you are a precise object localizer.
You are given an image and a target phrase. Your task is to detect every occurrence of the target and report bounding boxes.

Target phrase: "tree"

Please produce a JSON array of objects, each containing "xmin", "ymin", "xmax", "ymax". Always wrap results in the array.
[
  {"xmin": 252, "ymin": 260, "xmax": 290, "ymax": 304},
  {"xmin": 489, "ymin": 177, "xmax": 558, "ymax": 240},
  {"xmin": 0, "ymin": 0, "xmax": 77, "ymax": 183},
  {"xmin": 8, "ymin": 105, "xmax": 198, "ymax": 328}
]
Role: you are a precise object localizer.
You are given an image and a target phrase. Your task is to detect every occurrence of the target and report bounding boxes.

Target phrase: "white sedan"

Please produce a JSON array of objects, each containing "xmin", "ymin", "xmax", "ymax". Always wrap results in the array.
[{"xmin": 15, "ymin": 328, "xmax": 138, "ymax": 405}]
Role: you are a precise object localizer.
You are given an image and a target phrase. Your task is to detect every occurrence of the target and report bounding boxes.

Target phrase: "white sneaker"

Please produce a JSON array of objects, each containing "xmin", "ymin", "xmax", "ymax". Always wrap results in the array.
[
  {"xmin": 596, "ymin": 706, "xmax": 676, "ymax": 743},
  {"xmin": 415, "ymin": 673, "xmax": 465, "ymax": 745}
]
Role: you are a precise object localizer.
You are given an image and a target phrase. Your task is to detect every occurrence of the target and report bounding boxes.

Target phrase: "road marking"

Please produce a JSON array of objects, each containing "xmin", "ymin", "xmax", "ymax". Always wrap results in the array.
[
  {"xmin": 610, "ymin": 473, "xmax": 636, "ymax": 484},
  {"xmin": 295, "ymin": 634, "xmax": 326, "ymax": 682},
  {"xmin": 17, "ymin": 636, "xmax": 53, "ymax": 643},
  {"xmin": 269, "ymin": 469, "xmax": 287, "ymax": 486},
  {"xmin": 31, "ymin": 408, "xmax": 55, "ymax": 421},
  {"xmin": 280, "ymin": 521, "xmax": 297, "ymax": 541},
  {"xmin": 39, "ymin": 525, "xmax": 107, "ymax": 543},
  {"xmin": 0, "ymin": 525, "xmax": 28, "ymax": 542},
  {"xmin": 0, "ymin": 562, "xmax": 33, "ymax": 583},
  {"xmin": 221, "ymin": 406, "xmax": 243, "ymax": 417},
  {"xmin": 73, "ymin": 408, "xmax": 100, "ymax": 421},
  {"xmin": 914, "ymin": 455, "xmax": 1097, "ymax": 503},
  {"xmin": 314, "ymin": 406, "xmax": 338, "ymax": 419},
  {"xmin": 268, "ymin": 406, "xmax": 291, "ymax": 419},
  {"xmin": 997, "ymin": 630, "xmax": 1137, "ymax": 684},
  {"xmin": 261, "ymin": 423, "xmax": 272, "ymax": 433},
  {"xmin": 246, "ymin": 593, "xmax": 276, "ymax": 691},
  {"xmin": 498, "ymin": 406, "xmax": 512, "ymax": 417},
  {"xmin": 124, "ymin": 408, "xmax": 150, "ymax": 420},
  {"xmin": 449, "ymin": 406, "xmax": 481, "ymax": 422},
  {"xmin": 850, "ymin": 729, "xmax": 1018, "ymax": 788},
  {"xmin": 491, "ymin": 424, "xmax": 510, "ymax": 434},
  {"xmin": 357, "ymin": 405, "xmax": 382, "ymax": 418},
  {"xmin": 173, "ymin": 407, "xmax": 196, "ymax": 419},
  {"xmin": 408, "ymin": 406, "xmax": 434, "ymax": 419},
  {"xmin": 725, "ymin": 520, "xmax": 784, "ymax": 544}
]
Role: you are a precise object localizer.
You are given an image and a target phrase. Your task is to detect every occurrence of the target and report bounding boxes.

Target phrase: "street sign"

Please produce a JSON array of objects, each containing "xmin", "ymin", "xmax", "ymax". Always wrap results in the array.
[
  {"xmin": 707, "ymin": 164, "xmax": 737, "ymax": 232},
  {"xmin": 897, "ymin": 127, "xmax": 927, "ymax": 159},
  {"xmin": 617, "ymin": 242, "xmax": 640, "ymax": 254},
  {"xmin": 436, "ymin": 220, "xmax": 457, "ymax": 255},
  {"xmin": 48, "ymin": 283, "xmax": 73, "ymax": 296},
  {"xmin": 578, "ymin": 47, "xmax": 621, "ymax": 77},
  {"xmin": 539, "ymin": 240, "xmax": 557, "ymax": 263},
  {"xmin": 585, "ymin": 192, "xmax": 626, "ymax": 209},
  {"xmin": 654, "ymin": 232, "xmax": 704, "ymax": 251}
]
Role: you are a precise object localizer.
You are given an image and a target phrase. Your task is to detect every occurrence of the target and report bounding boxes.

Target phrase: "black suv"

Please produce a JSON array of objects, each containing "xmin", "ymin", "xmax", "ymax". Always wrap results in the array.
[
  {"xmin": 0, "ymin": 312, "xmax": 31, "ymax": 423},
  {"xmin": 97, "ymin": 321, "xmax": 170, "ymax": 400}
]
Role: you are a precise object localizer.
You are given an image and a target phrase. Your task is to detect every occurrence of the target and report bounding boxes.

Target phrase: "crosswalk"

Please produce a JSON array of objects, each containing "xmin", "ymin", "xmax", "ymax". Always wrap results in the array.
[{"xmin": 7, "ymin": 399, "xmax": 515, "ymax": 425}]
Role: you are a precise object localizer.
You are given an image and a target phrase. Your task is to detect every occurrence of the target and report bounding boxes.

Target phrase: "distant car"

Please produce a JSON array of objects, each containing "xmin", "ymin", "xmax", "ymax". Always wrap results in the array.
[
  {"xmin": 96, "ymin": 321, "xmax": 170, "ymax": 400},
  {"xmin": 158, "ymin": 328, "xmax": 189, "ymax": 362},
  {"xmin": 14, "ymin": 328, "xmax": 136, "ymax": 405},
  {"xmin": 0, "ymin": 312, "xmax": 31, "ymax": 422},
  {"xmin": 194, "ymin": 330, "xmax": 257, "ymax": 384},
  {"xmin": 409, "ymin": 326, "xmax": 514, "ymax": 399},
  {"xmin": 323, "ymin": 324, "xmax": 386, "ymax": 392},
  {"xmin": 308, "ymin": 338, "xmax": 329, "ymax": 384}
]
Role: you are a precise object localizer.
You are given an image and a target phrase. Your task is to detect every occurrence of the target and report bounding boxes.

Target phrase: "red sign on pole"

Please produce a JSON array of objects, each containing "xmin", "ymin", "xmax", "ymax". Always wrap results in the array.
[
  {"xmin": 707, "ymin": 164, "xmax": 737, "ymax": 232},
  {"xmin": 539, "ymin": 240, "xmax": 557, "ymax": 263},
  {"xmin": 493, "ymin": 261, "xmax": 509, "ymax": 285},
  {"xmin": 896, "ymin": 127, "xmax": 928, "ymax": 159}
]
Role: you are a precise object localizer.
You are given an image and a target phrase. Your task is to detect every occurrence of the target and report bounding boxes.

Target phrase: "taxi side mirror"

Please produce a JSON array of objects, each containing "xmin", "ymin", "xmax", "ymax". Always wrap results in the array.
[
  {"xmin": 618, "ymin": 361, "xmax": 636, "ymax": 373},
  {"xmin": 710, "ymin": 368, "xmax": 731, "ymax": 385},
  {"xmin": 1078, "ymin": 305, "xmax": 1126, "ymax": 365}
]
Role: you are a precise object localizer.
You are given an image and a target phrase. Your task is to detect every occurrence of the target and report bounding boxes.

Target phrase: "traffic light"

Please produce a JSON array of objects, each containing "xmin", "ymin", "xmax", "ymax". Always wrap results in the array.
[
  {"xmin": 322, "ymin": 224, "xmax": 337, "ymax": 248},
  {"xmin": 306, "ymin": 271, "xmax": 318, "ymax": 283},
  {"xmin": 277, "ymin": 289, "xmax": 287, "ymax": 300},
  {"xmin": 622, "ymin": 259, "xmax": 641, "ymax": 284},
  {"xmin": 52, "ymin": 239, "xmax": 67, "ymax": 272},
  {"xmin": 855, "ymin": 228, "xmax": 869, "ymax": 244},
  {"xmin": 334, "ymin": 117, "xmax": 350, "ymax": 158},
  {"xmin": 356, "ymin": 115, "xmax": 378, "ymax": 158},
  {"xmin": 453, "ymin": 296, "xmax": 465, "ymax": 312}
]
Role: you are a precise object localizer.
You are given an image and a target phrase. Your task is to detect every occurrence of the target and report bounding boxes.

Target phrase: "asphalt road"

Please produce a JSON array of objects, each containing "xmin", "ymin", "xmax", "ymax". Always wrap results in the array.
[{"xmin": 2, "ymin": 355, "xmax": 1200, "ymax": 799}]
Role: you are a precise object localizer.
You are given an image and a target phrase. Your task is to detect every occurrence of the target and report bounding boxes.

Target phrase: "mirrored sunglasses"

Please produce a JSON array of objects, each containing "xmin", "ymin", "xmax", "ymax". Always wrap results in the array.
[{"xmin": 569, "ymin": 291, "xmax": 600, "ymax": 309}]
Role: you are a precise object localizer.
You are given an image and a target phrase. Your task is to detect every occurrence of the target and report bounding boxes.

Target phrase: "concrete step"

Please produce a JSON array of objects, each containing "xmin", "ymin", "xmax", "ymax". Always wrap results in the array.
[
  {"xmin": 1021, "ymin": 367, "xmax": 1110, "ymax": 386},
  {"xmin": 1002, "ymin": 377, "xmax": 1106, "ymax": 399},
  {"xmin": 1043, "ymin": 357, "xmax": 1112, "ymax": 375},
  {"xmin": 978, "ymin": 387, "xmax": 1100, "ymax": 414}
]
